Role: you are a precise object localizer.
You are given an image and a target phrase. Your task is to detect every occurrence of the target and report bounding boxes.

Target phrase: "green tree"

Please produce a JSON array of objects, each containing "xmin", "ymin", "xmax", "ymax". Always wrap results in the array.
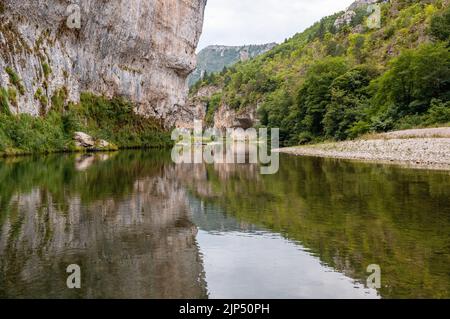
[
  {"xmin": 372, "ymin": 43, "xmax": 450, "ymax": 117},
  {"xmin": 295, "ymin": 57, "xmax": 348, "ymax": 137},
  {"xmin": 430, "ymin": 6, "xmax": 450, "ymax": 43},
  {"xmin": 323, "ymin": 65, "xmax": 378, "ymax": 140}
]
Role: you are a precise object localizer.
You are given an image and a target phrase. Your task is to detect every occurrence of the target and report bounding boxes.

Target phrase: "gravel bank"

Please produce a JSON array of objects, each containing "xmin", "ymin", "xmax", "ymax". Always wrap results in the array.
[
  {"xmin": 275, "ymin": 132, "xmax": 450, "ymax": 170},
  {"xmin": 379, "ymin": 127, "xmax": 450, "ymax": 139}
]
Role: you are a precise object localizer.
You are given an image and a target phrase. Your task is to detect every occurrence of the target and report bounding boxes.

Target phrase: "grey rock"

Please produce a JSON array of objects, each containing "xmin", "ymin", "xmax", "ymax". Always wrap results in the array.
[{"xmin": 74, "ymin": 131, "xmax": 95, "ymax": 148}]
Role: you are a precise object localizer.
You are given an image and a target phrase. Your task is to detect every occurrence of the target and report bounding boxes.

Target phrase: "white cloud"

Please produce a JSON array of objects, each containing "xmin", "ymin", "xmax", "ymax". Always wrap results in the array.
[{"xmin": 198, "ymin": 0, "xmax": 355, "ymax": 50}]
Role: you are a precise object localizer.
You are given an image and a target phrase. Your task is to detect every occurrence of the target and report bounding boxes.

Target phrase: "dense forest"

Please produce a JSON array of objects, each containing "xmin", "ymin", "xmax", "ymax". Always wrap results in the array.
[{"xmin": 191, "ymin": 0, "xmax": 450, "ymax": 146}]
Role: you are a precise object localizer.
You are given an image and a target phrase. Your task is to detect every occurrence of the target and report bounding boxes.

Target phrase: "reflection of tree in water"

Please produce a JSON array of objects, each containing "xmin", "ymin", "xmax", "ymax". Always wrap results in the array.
[
  {"xmin": 0, "ymin": 152, "xmax": 207, "ymax": 298},
  {"xmin": 177, "ymin": 156, "xmax": 450, "ymax": 298}
]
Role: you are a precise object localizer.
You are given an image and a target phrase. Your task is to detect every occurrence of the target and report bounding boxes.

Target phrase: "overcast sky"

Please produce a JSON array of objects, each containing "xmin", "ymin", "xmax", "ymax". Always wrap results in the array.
[{"xmin": 198, "ymin": 0, "xmax": 355, "ymax": 50}]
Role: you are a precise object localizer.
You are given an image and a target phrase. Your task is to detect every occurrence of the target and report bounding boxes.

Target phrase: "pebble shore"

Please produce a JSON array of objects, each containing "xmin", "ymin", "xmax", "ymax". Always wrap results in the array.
[{"xmin": 275, "ymin": 128, "xmax": 450, "ymax": 170}]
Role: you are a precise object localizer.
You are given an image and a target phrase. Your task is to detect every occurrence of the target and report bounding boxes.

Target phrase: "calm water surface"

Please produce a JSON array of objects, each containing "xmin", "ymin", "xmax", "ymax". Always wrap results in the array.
[{"xmin": 0, "ymin": 150, "xmax": 449, "ymax": 298}]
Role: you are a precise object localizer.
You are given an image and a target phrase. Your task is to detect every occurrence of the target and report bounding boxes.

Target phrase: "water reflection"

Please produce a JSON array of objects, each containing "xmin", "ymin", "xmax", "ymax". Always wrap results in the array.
[
  {"xmin": 0, "ymin": 152, "xmax": 207, "ymax": 298},
  {"xmin": 0, "ymin": 150, "xmax": 449, "ymax": 298},
  {"xmin": 188, "ymin": 196, "xmax": 377, "ymax": 298}
]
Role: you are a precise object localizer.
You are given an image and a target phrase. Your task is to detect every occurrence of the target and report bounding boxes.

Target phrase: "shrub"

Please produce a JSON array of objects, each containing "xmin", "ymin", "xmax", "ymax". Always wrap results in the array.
[
  {"xmin": 0, "ymin": 112, "xmax": 67, "ymax": 154},
  {"xmin": 7, "ymin": 87, "xmax": 18, "ymax": 108},
  {"xmin": 347, "ymin": 120, "xmax": 371, "ymax": 139},
  {"xmin": 51, "ymin": 87, "xmax": 68, "ymax": 113},
  {"xmin": 34, "ymin": 87, "xmax": 48, "ymax": 114},
  {"xmin": 0, "ymin": 88, "xmax": 11, "ymax": 115},
  {"xmin": 426, "ymin": 99, "xmax": 450, "ymax": 124},
  {"xmin": 5, "ymin": 67, "xmax": 25, "ymax": 95},
  {"xmin": 205, "ymin": 93, "xmax": 222, "ymax": 126},
  {"xmin": 430, "ymin": 6, "xmax": 450, "ymax": 42},
  {"xmin": 42, "ymin": 62, "xmax": 52, "ymax": 78}
]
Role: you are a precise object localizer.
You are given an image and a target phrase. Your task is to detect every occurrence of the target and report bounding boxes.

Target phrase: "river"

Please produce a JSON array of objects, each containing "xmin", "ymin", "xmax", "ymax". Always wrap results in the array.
[{"xmin": 0, "ymin": 150, "xmax": 449, "ymax": 298}]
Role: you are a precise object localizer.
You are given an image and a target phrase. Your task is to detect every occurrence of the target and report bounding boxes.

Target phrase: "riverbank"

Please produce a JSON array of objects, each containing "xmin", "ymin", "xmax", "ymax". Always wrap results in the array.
[
  {"xmin": 0, "ymin": 93, "xmax": 172, "ymax": 157},
  {"xmin": 275, "ymin": 128, "xmax": 450, "ymax": 170}
]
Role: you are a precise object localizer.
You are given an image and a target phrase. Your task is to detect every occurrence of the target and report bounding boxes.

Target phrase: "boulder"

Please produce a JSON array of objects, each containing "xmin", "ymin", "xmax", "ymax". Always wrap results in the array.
[{"xmin": 74, "ymin": 132, "xmax": 95, "ymax": 148}]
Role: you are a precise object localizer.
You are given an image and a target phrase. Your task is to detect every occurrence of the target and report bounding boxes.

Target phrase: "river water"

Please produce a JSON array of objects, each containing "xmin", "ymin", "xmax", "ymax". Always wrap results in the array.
[{"xmin": 0, "ymin": 150, "xmax": 449, "ymax": 298}]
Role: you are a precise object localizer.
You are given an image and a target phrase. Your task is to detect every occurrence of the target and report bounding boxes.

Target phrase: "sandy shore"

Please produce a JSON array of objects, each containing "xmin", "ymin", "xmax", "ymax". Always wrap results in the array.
[{"xmin": 275, "ymin": 128, "xmax": 450, "ymax": 170}]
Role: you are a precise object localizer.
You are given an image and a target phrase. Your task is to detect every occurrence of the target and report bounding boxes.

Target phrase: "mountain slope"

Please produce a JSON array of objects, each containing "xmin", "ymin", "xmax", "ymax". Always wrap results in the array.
[
  {"xmin": 188, "ymin": 0, "xmax": 450, "ymax": 146},
  {"xmin": 188, "ymin": 43, "xmax": 277, "ymax": 87}
]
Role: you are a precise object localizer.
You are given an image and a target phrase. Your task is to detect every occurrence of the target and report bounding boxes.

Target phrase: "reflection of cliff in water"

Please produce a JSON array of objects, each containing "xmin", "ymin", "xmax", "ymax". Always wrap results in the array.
[{"xmin": 0, "ymin": 152, "xmax": 207, "ymax": 298}]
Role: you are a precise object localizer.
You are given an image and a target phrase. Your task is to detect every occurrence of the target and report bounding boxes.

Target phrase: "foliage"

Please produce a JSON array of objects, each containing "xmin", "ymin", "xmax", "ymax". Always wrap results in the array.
[
  {"xmin": 429, "ymin": 5, "xmax": 450, "ymax": 43},
  {"xmin": 205, "ymin": 93, "xmax": 222, "ymax": 126},
  {"xmin": 0, "ymin": 88, "xmax": 12, "ymax": 115},
  {"xmin": 0, "ymin": 112, "xmax": 67, "ymax": 154},
  {"xmin": 324, "ymin": 65, "xmax": 378, "ymax": 139},
  {"xmin": 295, "ymin": 57, "xmax": 348, "ymax": 138},
  {"xmin": 371, "ymin": 43, "xmax": 450, "ymax": 119},
  {"xmin": 426, "ymin": 98, "xmax": 450, "ymax": 124},
  {"xmin": 76, "ymin": 93, "xmax": 172, "ymax": 149},
  {"xmin": 41, "ymin": 62, "xmax": 52, "ymax": 78},
  {"xmin": 50, "ymin": 87, "xmax": 68, "ymax": 113},
  {"xmin": 7, "ymin": 87, "xmax": 17, "ymax": 108},
  {"xmin": 5, "ymin": 67, "xmax": 25, "ymax": 95}
]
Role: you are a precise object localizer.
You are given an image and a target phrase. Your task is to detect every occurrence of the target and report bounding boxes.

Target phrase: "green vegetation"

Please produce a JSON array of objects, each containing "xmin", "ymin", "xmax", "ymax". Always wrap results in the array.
[
  {"xmin": 430, "ymin": 4, "xmax": 450, "ymax": 42},
  {"xmin": 0, "ymin": 92, "xmax": 172, "ymax": 156},
  {"xmin": 0, "ymin": 111, "xmax": 69, "ymax": 155},
  {"xmin": 5, "ymin": 67, "xmax": 25, "ymax": 95},
  {"xmin": 34, "ymin": 87, "xmax": 48, "ymax": 114},
  {"xmin": 75, "ymin": 93, "xmax": 172, "ymax": 149},
  {"xmin": 0, "ymin": 88, "xmax": 11, "ymax": 115},
  {"xmin": 50, "ymin": 87, "xmax": 68, "ymax": 113},
  {"xmin": 192, "ymin": 1, "xmax": 450, "ymax": 146},
  {"xmin": 41, "ymin": 62, "xmax": 52, "ymax": 79},
  {"xmin": 7, "ymin": 87, "xmax": 18, "ymax": 109},
  {"xmin": 205, "ymin": 93, "xmax": 222, "ymax": 126},
  {"xmin": 370, "ymin": 43, "xmax": 450, "ymax": 131}
]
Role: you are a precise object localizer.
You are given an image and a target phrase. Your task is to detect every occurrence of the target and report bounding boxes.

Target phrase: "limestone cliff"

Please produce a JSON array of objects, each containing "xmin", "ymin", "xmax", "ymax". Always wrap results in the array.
[
  {"xmin": 334, "ymin": 0, "xmax": 389, "ymax": 29},
  {"xmin": 0, "ymin": 0, "xmax": 207, "ymax": 126},
  {"xmin": 177, "ymin": 84, "xmax": 256, "ymax": 131}
]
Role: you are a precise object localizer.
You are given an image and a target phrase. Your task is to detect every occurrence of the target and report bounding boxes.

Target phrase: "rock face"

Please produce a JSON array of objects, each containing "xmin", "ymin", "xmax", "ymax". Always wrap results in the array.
[
  {"xmin": 175, "ymin": 85, "xmax": 216, "ymax": 129},
  {"xmin": 187, "ymin": 43, "xmax": 277, "ymax": 87},
  {"xmin": 213, "ymin": 103, "xmax": 256, "ymax": 133},
  {"xmin": 177, "ymin": 85, "xmax": 256, "ymax": 131},
  {"xmin": 0, "ymin": 0, "xmax": 207, "ymax": 127},
  {"xmin": 334, "ymin": 0, "xmax": 389, "ymax": 29}
]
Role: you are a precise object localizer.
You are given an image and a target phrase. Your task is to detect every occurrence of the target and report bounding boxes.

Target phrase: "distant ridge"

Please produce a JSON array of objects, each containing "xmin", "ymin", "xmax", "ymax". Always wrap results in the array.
[{"xmin": 188, "ymin": 43, "xmax": 277, "ymax": 87}]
